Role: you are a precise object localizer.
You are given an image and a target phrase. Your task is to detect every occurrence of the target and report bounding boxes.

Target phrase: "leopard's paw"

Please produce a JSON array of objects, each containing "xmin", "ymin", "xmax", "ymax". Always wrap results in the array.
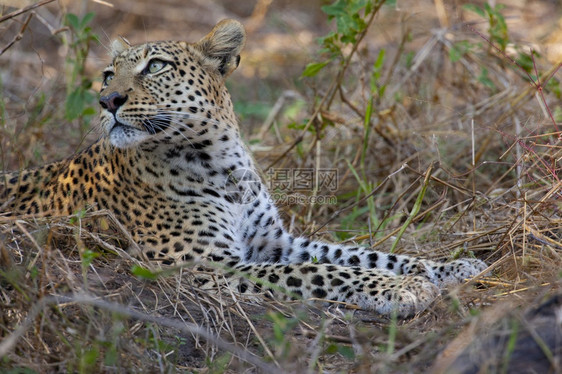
[{"xmin": 352, "ymin": 274, "xmax": 440, "ymax": 317}]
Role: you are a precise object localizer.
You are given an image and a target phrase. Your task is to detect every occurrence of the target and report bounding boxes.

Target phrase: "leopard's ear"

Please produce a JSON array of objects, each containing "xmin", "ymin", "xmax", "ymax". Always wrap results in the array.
[
  {"xmin": 110, "ymin": 36, "xmax": 130, "ymax": 58},
  {"xmin": 195, "ymin": 19, "xmax": 246, "ymax": 77}
]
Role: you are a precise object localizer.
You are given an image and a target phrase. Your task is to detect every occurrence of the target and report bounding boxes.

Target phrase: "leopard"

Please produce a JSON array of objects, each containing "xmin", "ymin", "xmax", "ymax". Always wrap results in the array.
[{"xmin": 0, "ymin": 19, "xmax": 487, "ymax": 317}]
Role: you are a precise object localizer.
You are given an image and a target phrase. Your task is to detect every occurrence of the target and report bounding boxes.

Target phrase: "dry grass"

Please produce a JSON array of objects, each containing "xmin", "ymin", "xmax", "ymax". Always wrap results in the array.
[{"xmin": 1, "ymin": 0, "xmax": 562, "ymax": 373}]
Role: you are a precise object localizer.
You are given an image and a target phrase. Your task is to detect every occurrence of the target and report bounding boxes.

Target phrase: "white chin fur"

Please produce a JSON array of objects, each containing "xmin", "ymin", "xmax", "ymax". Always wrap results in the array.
[{"xmin": 109, "ymin": 125, "xmax": 151, "ymax": 149}]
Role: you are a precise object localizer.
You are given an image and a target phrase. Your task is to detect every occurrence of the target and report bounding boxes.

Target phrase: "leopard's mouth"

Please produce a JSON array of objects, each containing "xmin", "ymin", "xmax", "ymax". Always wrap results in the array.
[
  {"xmin": 108, "ymin": 115, "xmax": 172, "ymax": 136},
  {"xmin": 110, "ymin": 120, "xmax": 136, "ymax": 133}
]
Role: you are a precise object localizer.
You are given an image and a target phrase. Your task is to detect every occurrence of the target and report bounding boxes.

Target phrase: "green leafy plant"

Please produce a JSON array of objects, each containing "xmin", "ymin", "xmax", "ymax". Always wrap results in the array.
[
  {"xmin": 300, "ymin": 0, "xmax": 391, "ymax": 135},
  {"xmin": 265, "ymin": 311, "xmax": 301, "ymax": 360},
  {"xmin": 303, "ymin": 0, "xmax": 388, "ymax": 78},
  {"xmin": 463, "ymin": 2, "xmax": 537, "ymax": 76},
  {"xmin": 449, "ymin": 40, "xmax": 477, "ymax": 63},
  {"xmin": 131, "ymin": 265, "xmax": 161, "ymax": 280},
  {"xmin": 324, "ymin": 343, "xmax": 355, "ymax": 359},
  {"xmin": 464, "ymin": 3, "xmax": 508, "ymax": 52},
  {"xmin": 63, "ymin": 12, "xmax": 99, "ymax": 133}
]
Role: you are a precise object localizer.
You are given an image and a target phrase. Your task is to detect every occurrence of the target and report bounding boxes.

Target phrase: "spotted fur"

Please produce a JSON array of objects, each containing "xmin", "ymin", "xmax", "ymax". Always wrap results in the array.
[{"xmin": 0, "ymin": 20, "xmax": 486, "ymax": 316}]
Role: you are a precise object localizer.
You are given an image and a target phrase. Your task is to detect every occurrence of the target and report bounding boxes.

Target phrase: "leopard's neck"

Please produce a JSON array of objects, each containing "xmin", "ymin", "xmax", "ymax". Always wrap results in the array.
[{"xmin": 130, "ymin": 126, "xmax": 260, "ymax": 197}]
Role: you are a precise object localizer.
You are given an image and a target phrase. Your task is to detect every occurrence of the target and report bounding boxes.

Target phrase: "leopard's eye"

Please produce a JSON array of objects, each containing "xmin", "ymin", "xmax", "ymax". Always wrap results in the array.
[
  {"xmin": 103, "ymin": 72, "xmax": 114, "ymax": 85},
  {"xmin": 145, "ymin": 59, "xmax": 166, "ymax": 74}
]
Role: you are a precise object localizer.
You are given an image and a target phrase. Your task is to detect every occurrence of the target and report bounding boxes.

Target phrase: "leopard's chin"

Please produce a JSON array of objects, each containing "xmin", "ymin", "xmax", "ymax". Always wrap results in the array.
[{"xmin": 109, "ymin": 121, "xmax": 151, "ymax": 149}]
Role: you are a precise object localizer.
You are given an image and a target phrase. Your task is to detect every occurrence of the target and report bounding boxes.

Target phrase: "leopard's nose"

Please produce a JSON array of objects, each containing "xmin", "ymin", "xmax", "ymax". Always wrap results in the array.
[{"xmin": 99, "ymin": 92, "xmax": 128, "ymax": 114}]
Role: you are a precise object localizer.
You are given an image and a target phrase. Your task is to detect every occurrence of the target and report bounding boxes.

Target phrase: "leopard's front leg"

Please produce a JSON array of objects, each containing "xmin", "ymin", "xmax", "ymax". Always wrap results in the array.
[{"xmin": 229, "ymin": 262, "xmax": 439, "ymax": 317}]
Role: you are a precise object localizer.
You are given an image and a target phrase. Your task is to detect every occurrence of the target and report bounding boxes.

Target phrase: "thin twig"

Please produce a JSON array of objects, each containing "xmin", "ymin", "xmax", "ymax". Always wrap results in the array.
[
  {"xmin": 0, "ymin": 13, "xmax": 33, "ymax": 56},
  {"xmin": 0, "ymin": 0, "xmax": 56, "ymax": 24}
]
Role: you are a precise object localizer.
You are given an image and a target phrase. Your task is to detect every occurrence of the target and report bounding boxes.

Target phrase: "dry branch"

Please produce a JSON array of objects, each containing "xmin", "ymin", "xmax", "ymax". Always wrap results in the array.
[{"xmin": 0, "ymin": 0, "xmax": 56, "ymax": 24}]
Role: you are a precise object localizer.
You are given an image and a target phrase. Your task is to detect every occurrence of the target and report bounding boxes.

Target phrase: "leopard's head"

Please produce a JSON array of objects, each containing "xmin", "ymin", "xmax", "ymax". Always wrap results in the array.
[{"xmin": 99, "ymin": 19, "xmax": 245, "ymax": 149}]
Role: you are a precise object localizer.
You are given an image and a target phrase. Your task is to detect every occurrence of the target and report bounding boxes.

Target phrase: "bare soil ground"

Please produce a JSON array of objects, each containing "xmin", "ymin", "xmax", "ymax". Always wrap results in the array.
[{"xmin": 1, "ymin": 0, "xmax": 562, "ymax": 373}]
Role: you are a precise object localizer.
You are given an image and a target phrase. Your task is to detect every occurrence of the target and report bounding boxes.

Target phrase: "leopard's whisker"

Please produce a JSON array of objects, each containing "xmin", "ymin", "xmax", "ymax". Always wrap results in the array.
[
  {"xmin": 153, "ymin": 108, "xmax": 224, "ymax": 128},
  {"xmin": 141, "ymin": 116, "xmax": 195, "ymax": 146}
]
